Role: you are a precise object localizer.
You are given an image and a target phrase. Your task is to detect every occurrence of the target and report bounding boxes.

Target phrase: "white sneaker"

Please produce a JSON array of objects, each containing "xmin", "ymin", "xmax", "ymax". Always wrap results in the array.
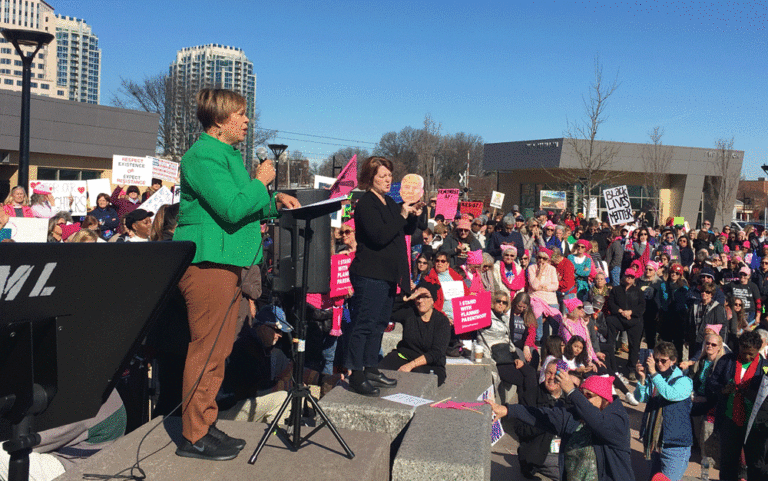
[{"xmin": 625, "ymin": 392, "xmax": 639, "ymax": 406}]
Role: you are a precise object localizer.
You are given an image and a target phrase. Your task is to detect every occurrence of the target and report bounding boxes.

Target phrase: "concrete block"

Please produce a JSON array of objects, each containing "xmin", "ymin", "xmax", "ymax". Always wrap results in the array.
[
  {"xmin": 381, "ymin": 321, "xmax": 402, "ymax": 356},
  {"xmin": 319, "ymin": 369, "xmax": 438, "ymax": 441},
  {"xmin": 435, "ymin": 360, "xmax": 494, "ymax": 401},
  {"xmin": 56, "ymin": 417, "xmax": 390, "ymax": 481},
  {"xmin": 392, "ymin": 403, "xmax": 492, "ymax": 481}
]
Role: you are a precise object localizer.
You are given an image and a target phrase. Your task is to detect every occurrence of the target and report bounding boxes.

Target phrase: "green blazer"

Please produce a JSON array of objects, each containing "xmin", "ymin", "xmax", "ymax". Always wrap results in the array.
[{"xmin": 173, "ymin": 133, "xmax": 277, "ymax": 267}]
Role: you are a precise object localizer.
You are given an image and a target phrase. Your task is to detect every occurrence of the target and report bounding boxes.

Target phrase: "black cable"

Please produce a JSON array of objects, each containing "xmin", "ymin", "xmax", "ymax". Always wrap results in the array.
[
  {"xmin": 256, "ymin": 128, "xmax": 377, "ymax": 145},
  {"xmin": 83, "ymin": 246, "xmax": 263, "ymax": 480}
]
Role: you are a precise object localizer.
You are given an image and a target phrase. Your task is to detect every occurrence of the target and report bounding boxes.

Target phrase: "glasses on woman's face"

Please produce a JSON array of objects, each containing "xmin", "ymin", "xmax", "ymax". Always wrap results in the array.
[
  {"xmin": 537, "ymin": 256, "xmax": 548, "ymax": 260},
  {"xmin": 495, "ymin": 299, "xmax": 509, "ymax": 306},
  {"xmin": 503, "ymin": 253, "xmax": 516, "ymax": 258},
  {"xmin": 456, "ymin": 229, "xmax": 470, "ymax": 233},
  {"xmin": 655, "ymin": 357, "xmax": 671, "ymax": 366},
  {"xmin": 417, "ymin": 260, "xmax": 428, "ymax": 265},
  {"xmin": 640, "ymin": 233, "xmax": 648, "ymax": 237},
  {"xmin": 705, "ymin": 342, "xmax": 720, "ymax": 347},
  {"xmin": 734, "ymin": 302, "xmax": 743, "ymax": 307},
  {"xmin": 341, "ymin": 230, "xmax": 353, "ymax": 236},
  {"xmin": 521, "ymin": 256, "xmax": 529, "ymax": 261},
  {"xmin": 670, "ymin": 272, "xmax": 680, "ymax": 277}
]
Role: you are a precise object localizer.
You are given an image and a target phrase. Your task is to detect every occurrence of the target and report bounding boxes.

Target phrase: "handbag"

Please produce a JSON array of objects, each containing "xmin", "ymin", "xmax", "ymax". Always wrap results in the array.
[{"xmin": 491, "ymin": 343, "xmax": 516, "ymax": 365}]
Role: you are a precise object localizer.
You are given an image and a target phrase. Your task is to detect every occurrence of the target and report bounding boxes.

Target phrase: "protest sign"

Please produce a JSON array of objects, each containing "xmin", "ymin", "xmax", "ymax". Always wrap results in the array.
[
  {"xmin": 451, "ymin": 291, "xmax": 492, "ymax": 334},
  {"xmin": 540, "ymin": 190, "xmax": 566, "ymax": 210},
  {"xmin": 460, "ymin": 201, "xmax": 483, "ymax": 218},
  {"xmin": 314, "ymin": 175, "xmax": 343, "ymax": 228},
  {"xmin": 111, "ymin": 155, "xmax": 153, "ymax": 187},
  {"xmin": 489, "ymin": 191, "xmax": 505, "ymax": 209},
  {"xmin": 140, "ymin": 186, "xmax": 174, "ymax": 215},
  {"xmin": 673, "ymin": 216, "xmax": 684, "ymax": 226},
  {"xmin": 386, "ymin": 182, "xmax": 402, "ymax": 203},
  {"xmin": 435, "ymin": 188, "xmax": 460, "ymax": 220},
  {"xmin": 172, "ymin": 185, "xmax": 181, "ymax": 204},
  {"xmin": 329, "ymin": 155, "xmax": 357, "ymax": 199},
  {"xmin": 330, "ymin": 253, "xmax": 354, "ymax": 297},
  {"xmin": 3, "ymin": 217, "xmax": 48, "ymax": 242},
  {"xmin": 582, "ymin": 197, "xmax": 598, "ymax": 220},
  {"xmin": 440, "ymin": 280, "xmax": 465, "ymax": 302},
  {"xmin": 86, "ymin": 178, "xmax": 111, "ymax": 204},
  {"xmin": 381, "ymin": 393, "xmax": 434, "ymax": 407},
  {"xmin": 29, "ymin": 180, "xmax": 88, "ymax": 216},
  {"xmin": 603, "ymin": 185, "xmax": 633, "ymax": 226},
  {"xmin": 149, "ymin": 157, "xmax": 179, "ymax": 183}
]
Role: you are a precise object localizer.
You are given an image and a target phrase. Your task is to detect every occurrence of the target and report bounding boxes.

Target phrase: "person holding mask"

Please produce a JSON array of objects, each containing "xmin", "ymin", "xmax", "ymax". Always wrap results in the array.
[
  {"xmin": 2, "ymin": 185, "xmax": 33, "ymax": 217},
  {"xmin": 346, "ymin": 156, "xmax": 422, "ymax": 396},
  {"xmin": 487, "ymin": 373, "xmax": 635, "ymax": 481},
  {"xmin": 634, "ymin": 342, "xmax": 694, "ymax": 481},
  {"xmin": 173, "ymin": 88, "xmax": 299, "ymax": 461}
]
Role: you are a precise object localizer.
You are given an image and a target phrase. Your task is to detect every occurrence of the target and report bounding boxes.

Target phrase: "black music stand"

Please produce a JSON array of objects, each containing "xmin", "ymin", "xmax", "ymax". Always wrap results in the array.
[
  {"xmin": 248, "ymin": 197, "xmax": 354, "ymax": 463},
  {"xmin": 0, "ymin": 242, "xmax": 195, "ymax": 481}
]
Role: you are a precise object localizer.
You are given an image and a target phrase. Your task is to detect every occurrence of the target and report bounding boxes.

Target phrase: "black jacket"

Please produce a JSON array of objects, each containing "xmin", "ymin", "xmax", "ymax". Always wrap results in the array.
[
  {"xmin": 607, "ymin": 283, "xmax": 646, "ymax": 320},
  {"xmin": 350, "ymin": 191, "xmax": 417, "ymax": 292},
  {"xmin": 486, "ymin": 229, "xmax": 525, "ymax": 261}
]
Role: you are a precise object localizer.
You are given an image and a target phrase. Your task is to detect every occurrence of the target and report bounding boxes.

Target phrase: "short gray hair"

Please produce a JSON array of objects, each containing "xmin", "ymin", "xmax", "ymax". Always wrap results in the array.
[{"xmin": 502, "ymin": 214, "xmax": 515, "ymax": 226}]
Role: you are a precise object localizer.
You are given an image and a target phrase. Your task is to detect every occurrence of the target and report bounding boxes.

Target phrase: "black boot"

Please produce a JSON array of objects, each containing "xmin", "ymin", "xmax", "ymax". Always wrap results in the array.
[
  {"xmin": 365, "ymin": 367, "xmax": 397, "ymax": 387},
  {"xmin": 349, "ymin": 370, "xmax": 380, "ymax": 396}
]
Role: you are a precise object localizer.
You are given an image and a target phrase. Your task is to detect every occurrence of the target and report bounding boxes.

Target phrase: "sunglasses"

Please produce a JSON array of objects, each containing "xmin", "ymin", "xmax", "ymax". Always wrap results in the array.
[
  {"xmin": 456, "ymin": 229, "xmax": 470, "ymax": 233},
  {"xmin": 495, "ymin": 300, "xmax": 509, "ymax": 305},
  {"xmin": 435, "ymin": 259, "xmax": 448, "ymax": 264},
  {"xmin": 521, "ymin": 256, "xmax": 529, "ymax": 260},
  {"xmin": 734, "ymin": 302, "xmax": 743, "ymax": 306},
  {"xmin": 417, "ymin": 260, "xmax": 428, "ymax": 265},
  {"xmin": 656, "ymin": 358, "xmax": 671, "ymax": 365},
  {"xmin": 341, "ymin": 230, "xmax": 353, "ymax": 235},
  {"xmin": 705, "ymin": 342, "xmax": 720, "ymax": 347},
  {"xmin": 537, "ymin": 256, "xmax": 548, "ymax": 260}
]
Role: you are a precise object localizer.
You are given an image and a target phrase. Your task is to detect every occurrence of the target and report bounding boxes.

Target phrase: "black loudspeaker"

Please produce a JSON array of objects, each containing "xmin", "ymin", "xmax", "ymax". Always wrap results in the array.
[{"xmin": 272, "ymin": 188, "xmax": 332, "ymax": 293}]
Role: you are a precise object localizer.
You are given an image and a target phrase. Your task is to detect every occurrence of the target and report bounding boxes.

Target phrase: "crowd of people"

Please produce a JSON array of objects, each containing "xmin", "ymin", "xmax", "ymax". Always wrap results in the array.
[{"xmin": 2, "ymin": 89, "xmax": 768, "ymax": 480}]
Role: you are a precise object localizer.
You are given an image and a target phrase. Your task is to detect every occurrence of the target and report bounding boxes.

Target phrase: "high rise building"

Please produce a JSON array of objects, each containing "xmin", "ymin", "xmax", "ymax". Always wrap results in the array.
[
  {"xmin": 54, "ymin": 15, "xmax": 100, "ymax": 104},
  {"xmin": 0, "ymin": 0, "xmax": 65, "ymax": 98},
  {"xmin": 167, "ymin": 44, "xmax": 257, "ymax": 166}
]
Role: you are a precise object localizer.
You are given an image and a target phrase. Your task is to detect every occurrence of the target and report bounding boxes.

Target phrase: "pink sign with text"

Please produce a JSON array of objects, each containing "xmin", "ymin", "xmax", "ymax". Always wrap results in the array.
[
  {"xmin": 330, "ymin": 253, "xmax": 354, "ymax": 297},
  {"xmin": 451, "ymin": 291, "xmax": 492, "ymax": 334},
  {"xmin": 435, "ymin": 189, "xmax": 460, "ymax": 220}
]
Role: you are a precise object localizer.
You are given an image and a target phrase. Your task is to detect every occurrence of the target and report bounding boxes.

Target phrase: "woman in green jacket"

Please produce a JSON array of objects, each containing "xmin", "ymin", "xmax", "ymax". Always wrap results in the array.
[{"xmin": 173, "ymin": 88, "xmax": 299, "ymax": 461}]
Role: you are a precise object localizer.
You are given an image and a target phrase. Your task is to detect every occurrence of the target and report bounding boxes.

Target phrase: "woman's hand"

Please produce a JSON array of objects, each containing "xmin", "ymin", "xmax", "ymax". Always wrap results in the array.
[
  {"xmin": 275, "ymin": 192, "xmax": 301, "ymax": 210},
  {"xmin": 514, "ymin": 359, "xmax": 525, "ymax": 369},
  {"xmin": 484, "ymin": 399, "xmax": 508, "ymax": 422},
  {"xmin": 523, "ymin": 346, "xmax": 532, "ymax": 362},
  {"xmin": 596, "ymin": 352, "xmax": 606, "ymax": 361},
  {"xmin": 398, "ymin": 362, "xmax": 414, "ymax": 373},
  {"xmin": 255, "ymin": 159, "xmax": 277, "ymax": 186}
]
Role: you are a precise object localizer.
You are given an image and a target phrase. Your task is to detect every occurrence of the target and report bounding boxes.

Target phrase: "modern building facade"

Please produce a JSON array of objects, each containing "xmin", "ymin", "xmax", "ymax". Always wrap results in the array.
[
  {"xmin": 167, "ymin": 44, "xmax": 257, "ymax": 167},
  {"xmin": 54, "ymin": 14, "xmax": 100, "ymax": 104},
  {"xmin": 0, "ymin": 0, "xmax": 66, "ymax": 99},
  {"xmin": 484, "ymin": 138, "xmax": 744, "ymax": 228},
  {"xmin": 0, "ymin": 89, "xmax": 158, "ymax": 199}
]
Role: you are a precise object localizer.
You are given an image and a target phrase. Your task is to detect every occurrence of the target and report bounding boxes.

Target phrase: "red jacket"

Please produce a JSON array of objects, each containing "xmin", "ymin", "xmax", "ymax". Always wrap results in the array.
[
  {"xmin": 555, "ymin": 258, "xmax": 577, "ymax": 295},
  {"xmin": 424, "ymin": 268, "xmax": 470, "ymax": 315}
]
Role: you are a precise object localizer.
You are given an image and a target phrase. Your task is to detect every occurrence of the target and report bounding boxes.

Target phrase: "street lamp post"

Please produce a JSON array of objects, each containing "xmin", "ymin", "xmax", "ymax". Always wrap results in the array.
[
  {"xmin": 1, "ymin": 28, "xmax": 54, "ymax": 192},
  {"xmin": 268, "ymin": 143, "xmax": 287, "ymax": 190}
]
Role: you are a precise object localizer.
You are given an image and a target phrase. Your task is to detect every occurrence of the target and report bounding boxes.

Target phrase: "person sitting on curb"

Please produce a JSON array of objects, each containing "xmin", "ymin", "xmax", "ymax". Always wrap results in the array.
[
  {"xmin": 634, "ymin": 341, "xmax": 694, "ymax": 481},
  {"xmin": 486, "ymin": 373, "xmax": 635, "ymax": 481}
]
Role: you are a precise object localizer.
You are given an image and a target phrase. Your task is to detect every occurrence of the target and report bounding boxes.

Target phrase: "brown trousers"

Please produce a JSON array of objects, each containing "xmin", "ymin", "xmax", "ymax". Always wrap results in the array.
[{"xmin": 178, "ymin": 263, "xmax": 242, "ymax": 443}]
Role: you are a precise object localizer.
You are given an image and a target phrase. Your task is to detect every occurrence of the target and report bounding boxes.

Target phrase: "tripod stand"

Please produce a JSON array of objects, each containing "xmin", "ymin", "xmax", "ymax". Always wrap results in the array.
[{"xmin": 248, "ymin": 198, "xmax": 354, "ymax": 463}]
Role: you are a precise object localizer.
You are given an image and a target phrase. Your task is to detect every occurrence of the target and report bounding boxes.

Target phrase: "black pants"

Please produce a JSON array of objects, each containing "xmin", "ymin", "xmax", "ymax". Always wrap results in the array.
[
  {"xmin": 658, "ymin": 310, "xmax": 686, "ymax": 358},
  {"xmin": 345, "ymin": 274, "xmax": 395, "ymax": 371},
  {"xmin": 745, "ymin": 423, "xmax": 768, "ymax": 481},
  {"xmin": 643, "ymin": 302, "xmax": 659, "ymax": 350},
  {"xmin": 379, "ymin": 350, "xmax": 446, "ymax": 385},
  {"xmin": 718, "ymin": 416, "xmax": 747, "ymax": 481},
  {"xmin": 606, "ymin": 314, "xmax": 643, "ymax": 375}
]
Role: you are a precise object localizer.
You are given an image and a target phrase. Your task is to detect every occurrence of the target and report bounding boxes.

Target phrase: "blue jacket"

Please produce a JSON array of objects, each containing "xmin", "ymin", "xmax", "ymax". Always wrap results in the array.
[
  {"xmin": 486, "ymin": 229, "xmax": 524, "ymax": 261},
  {"xmin": 635, "ymin": 366, "xmax": 694, "ymax": 448},
  {"xmin": 506, "ymin": 391, "xmax": 634, "ymax": 481}
]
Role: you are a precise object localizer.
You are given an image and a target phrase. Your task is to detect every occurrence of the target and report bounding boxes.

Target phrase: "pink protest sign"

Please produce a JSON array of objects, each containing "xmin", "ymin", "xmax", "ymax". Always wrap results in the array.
[
  {"xmin": 330, "ymin": 252, "xmax": 354, "ymax": 297},
  {"xmin": 451, "ymin": 291, "xmax": 492, "ymax": 334},
  {"xmin": 460, "ymin": 201, "xmax": 483, "ymax": 218},
  {"xmin": 435, "ymin": 189, "xmax": 460, "ymax": 220},
  {"xmin": 330, "ymin": 155, "xmax": 357, "ymax": 199}
]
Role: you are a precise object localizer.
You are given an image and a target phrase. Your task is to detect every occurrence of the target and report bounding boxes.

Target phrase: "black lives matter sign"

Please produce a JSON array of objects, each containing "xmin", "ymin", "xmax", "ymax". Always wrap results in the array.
[{"xmin": 603, "ymin": 185, "xmax": 633, "ymax": 226}]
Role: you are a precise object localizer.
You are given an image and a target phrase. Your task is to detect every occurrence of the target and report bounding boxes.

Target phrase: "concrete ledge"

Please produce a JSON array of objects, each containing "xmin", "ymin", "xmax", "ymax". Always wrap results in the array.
[
  {"xmin": 435, "ymin": 360, "xmax": 494, "ymax": 401},
  {"xmin": 319, "ymin": 369, "xmax": 438, "ymax": 441},
  {"xmin": 392, "ymin": 403, "xmax": 493, "ymax": 481},
  {"xmin": 55, "ymin": 417, "xmax": 390, "ymax": 481}
]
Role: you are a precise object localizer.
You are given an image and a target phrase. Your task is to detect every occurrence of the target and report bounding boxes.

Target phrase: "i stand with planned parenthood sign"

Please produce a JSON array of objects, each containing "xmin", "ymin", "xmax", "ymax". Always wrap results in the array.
[{"xmin": 603, "ymin": 185, "xmax": 633, "ymax": 226}]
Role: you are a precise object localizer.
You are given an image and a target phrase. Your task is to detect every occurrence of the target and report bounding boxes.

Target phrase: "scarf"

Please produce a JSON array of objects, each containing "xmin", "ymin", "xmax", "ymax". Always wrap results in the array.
[
  {"xmin": 728, "ymin": 358, "xmax": 760, "ymax": 426},
  {"xmin": 500, "ymin": 262, "xmax": 524, "ymax": 293}
]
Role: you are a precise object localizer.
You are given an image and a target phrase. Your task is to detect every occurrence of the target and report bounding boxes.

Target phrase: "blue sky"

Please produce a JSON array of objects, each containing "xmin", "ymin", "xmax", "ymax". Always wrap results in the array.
[{"xmin": 55, "ymin": 1, "xmax": 766, "ymax": 176}]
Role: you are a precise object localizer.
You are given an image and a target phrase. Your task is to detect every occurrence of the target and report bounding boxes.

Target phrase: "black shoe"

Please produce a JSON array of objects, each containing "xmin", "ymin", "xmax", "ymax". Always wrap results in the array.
[
  {"xmin": 175, "ymin": 433, "xmax": 239, "ymax": 461},
  {"xmin": 365, "ymin": 371, "xmax": 397, "ymax": 388},
  {"xmin": 208, "ymin": 423, "xmax": 246, "ymax": 451},
  {"xmin": 349, "ymin": 378, "xmax": 380, "ymax": 396}
]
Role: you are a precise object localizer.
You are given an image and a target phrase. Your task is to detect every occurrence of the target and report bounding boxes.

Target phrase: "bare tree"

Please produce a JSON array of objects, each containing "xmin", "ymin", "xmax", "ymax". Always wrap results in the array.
[
  {"xmin": 313, "ymin": 146, "xmax": 371, "ymax": 178},
  {"xmin": 556, "ymin": 56, "xmax": 621, "ymax": 212},
  {"xmin": 111, "ymin": 74, "xmax": 171, "ymax": 153},
  {"xmin": 706, "ymin": 137, "xmax": 739, "ymax": 225},
  {"xmin": 413, "ymin": 114, "xmax": 443, "ymax": 197},
  {"xmin": 641, "ymin": 126, "xmax": 673, "ymax": 219}
]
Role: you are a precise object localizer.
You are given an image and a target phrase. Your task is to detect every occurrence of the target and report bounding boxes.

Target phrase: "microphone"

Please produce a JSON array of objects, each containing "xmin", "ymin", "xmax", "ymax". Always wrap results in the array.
[{"xmin": 256, "ymin": 146, "xmax": 269, "ymax": 163}]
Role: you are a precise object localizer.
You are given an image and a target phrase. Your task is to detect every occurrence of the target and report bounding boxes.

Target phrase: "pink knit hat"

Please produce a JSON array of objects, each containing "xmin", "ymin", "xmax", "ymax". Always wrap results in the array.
[
  {"xmin": 563, "ymin": 297, "xmax": 583, "ymax": 314},
  {"xmin": 467, "ymin": 250, "xmax": 483, "ymax": 265},
  {"xmin": 705, "ymin": 324, "xmax": 723, "ymax": 335},
  {"xmin": 581, "ymin": 375, "xmax": 615, "ymax": 403},
  {"xmin": 624, "ymin": 267, "xmax": 640, "ymax": 278},
  {"xmin": 543, "ymin": 220, "xmax": 556, "ymax": 230},
  {"xmin": 538, "ymin": 247, "xmax": 553, "ymax": 258},
  {"xmin": 740, "ymin": 266, "xmax": 752, "ymax": 276},
  {"xmin": 646, "ymin": 260, "xmax": 660, "ymax": 272},
  {"xmin": 60, "ymin": 223, "xmax": 81, "ymax": 242},
  {"xmin": 343, "ymin": 218, "xmax": 355, "ymax": 230},
  {"xmin": 456, "ymin": 219, "xmax": 472, "ymax": 230},
  {"xmin": 577, "ymin": 239, "xmax": 591, "ymax": 250},
  {"xmin": 500, "ymin": 244, "xmax": 517, "ymax": 255},
  {"xmin": 32, "ymin": 184, "xmax": 52, "ymax": 195}
]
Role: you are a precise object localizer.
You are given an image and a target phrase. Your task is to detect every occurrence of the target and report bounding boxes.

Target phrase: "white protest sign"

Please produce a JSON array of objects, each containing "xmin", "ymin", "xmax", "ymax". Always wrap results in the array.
[
  {"xmin": 441, "ymin": 280, "xmax": 465, "ymax": 301},
  {"xmin": 489, "ymin": 191, "xmax": 505, "ymax": 209},
  {"xmin": 4, "ymin": 217, "xmax": 49, "ymax": 242},
  {"xmin": 314, "ymin": 175, "xmax": 343, "ymax": 228},
  {"xmin": 381, "ymin": 393, "xmax": 434, "ymax": 407},
  {"xmin": 29, "ymin": 180, "xmax": 87, "ymax": 216},
  {"xmin": 87, "ymin": 178, "xmax": 111, "ymax": 204},
  {"xmin": 112, "ymin": 155, "xmax": 153, "ymax": 187},
  {"xmin": 173, "ymin": 185, "xmax": 181, "ymax": 204},
  {"xmin": 603, "ymin": 185, "xmax": 633, "ymax": 226},
  {"xmin": 139, "ymin": 186, "xmax": 174, "ymax": 215},
  {"xmin": 149, "ymin": 156, "xmax": 179, "ymax": 183}
]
